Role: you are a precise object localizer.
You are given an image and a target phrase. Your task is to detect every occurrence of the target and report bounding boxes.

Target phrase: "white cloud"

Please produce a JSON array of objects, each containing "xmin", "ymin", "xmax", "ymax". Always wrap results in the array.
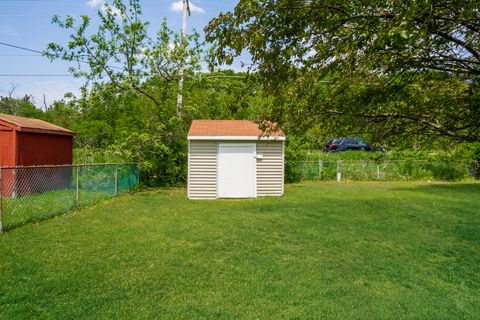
[
  {"xmin": 101, "ymin": 4, "xmax": 122, "ymax": 17},
  {"xmin": 170, "ymin": 1, "xmax": 205, "ymax": 14},
  {"xmin": 86, "ymin": 0, "xmax": 103, "ymax": 8}
]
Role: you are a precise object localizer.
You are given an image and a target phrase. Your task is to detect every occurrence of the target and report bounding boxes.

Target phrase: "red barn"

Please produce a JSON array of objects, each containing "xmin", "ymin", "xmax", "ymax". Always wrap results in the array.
[{"xmin": 0, "ymin": 113, "xmax": 75, "ymax": 196}]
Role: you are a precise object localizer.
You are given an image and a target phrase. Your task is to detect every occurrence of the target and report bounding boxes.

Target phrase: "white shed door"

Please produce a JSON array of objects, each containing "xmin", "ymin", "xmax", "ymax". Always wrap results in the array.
[{"xmin": 218, "ymin": 144, "xmax": 256, "ymax": 198}]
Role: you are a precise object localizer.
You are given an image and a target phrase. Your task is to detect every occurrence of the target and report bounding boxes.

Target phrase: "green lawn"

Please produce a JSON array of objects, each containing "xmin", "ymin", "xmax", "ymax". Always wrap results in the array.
[
  {"xmin": 2, "ymin": 189, "xmax": 114, "ymax": 231},
  {"xmin": 0, "ymin": 182, "xmax": 479, "ymax": 319}
]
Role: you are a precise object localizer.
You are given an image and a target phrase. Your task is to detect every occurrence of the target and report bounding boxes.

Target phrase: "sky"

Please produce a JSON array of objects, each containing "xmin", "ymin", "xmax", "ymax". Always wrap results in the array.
[{"xmin": 0, "ymin": 0, "xmax": 245, "ymax": 107}]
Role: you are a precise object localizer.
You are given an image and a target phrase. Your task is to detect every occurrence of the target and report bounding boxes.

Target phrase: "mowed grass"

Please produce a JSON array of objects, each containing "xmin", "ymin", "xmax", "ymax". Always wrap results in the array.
[
  {"xmin": 2, "ymin": 189, "xmax": 115, "ymax": 230},
  {"xmin": 0, "ymin": 182, "xmax": 479, "ymax": 319}
]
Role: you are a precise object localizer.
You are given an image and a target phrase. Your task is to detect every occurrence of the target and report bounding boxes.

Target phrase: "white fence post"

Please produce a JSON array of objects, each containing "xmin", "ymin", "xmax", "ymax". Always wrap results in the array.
[
  {"xmin": 336, "ymin": 160, "xmax": 342, "ymax": 181},
  {"xmin": 318, "ymin": 160, "xmax": 323, "ymax": 180}
]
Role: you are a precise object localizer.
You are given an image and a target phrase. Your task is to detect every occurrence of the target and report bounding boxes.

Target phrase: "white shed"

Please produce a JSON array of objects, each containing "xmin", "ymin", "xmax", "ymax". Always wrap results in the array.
[{"xmin": 187, "ymin": 120, "xmax": 285, "ymax": 199}]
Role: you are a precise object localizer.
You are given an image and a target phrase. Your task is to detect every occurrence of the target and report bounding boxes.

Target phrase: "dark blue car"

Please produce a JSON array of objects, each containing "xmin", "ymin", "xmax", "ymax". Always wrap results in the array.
[{"xmin": 324, "ymin": 138, "xmax": 371, "ymax": 152}]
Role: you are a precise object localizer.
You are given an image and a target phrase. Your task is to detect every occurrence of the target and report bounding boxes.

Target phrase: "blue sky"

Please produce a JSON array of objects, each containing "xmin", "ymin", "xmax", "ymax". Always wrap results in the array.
[{"xmin": 0, "ymin": 0, "xmax": 244, "ymax": 107}]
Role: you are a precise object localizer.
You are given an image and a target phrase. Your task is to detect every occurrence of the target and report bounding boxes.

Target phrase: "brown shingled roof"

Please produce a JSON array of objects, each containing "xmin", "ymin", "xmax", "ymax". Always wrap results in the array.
[
  {"xmin": 188, "ymin": 120, "xmax": 284, "ymax": 137},
  {"xmin": 0, "ymin": 113, "xmax": 75, "ymax": 136}
]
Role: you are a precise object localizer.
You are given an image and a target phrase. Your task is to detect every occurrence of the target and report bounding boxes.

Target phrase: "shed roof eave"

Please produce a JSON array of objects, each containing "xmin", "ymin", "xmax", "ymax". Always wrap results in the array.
[
  {"xmin": 0, "ymin": 114, "xmax": 75, "ymax": 136},
  {"xmin": 0, "ymin": 119, "xmax": 16, "ymax": 130},
  {"xmin": 188, "ymin": 136, "xmax": 286, "ymax": 141},
  {"xmin": 17, "ymin": 127, "xmax": 76, "ymax": 136}
]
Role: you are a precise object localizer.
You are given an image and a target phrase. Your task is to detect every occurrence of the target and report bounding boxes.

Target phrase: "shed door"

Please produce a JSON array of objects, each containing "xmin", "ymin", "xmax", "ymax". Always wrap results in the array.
[{"xmin": 218, "ymin": 143, "xmax": 256, "ymax": 198}]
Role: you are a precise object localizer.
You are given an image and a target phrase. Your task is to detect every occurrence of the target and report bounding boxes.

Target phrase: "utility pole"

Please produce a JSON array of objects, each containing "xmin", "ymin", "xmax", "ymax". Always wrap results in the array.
[{"xmin": 176, "ymin": 0, "xmax": 190, "ymax": 116}]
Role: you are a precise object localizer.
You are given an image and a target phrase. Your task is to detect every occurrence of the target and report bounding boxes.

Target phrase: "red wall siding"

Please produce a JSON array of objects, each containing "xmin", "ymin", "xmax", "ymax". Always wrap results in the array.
[
  {"xmin": 17, "ymin": 132, "xmax": 73, "ymax": 166},
  {"xmin": 0, "ymin": 128, "xmax": 74, "ymax": 197},
  {"xmin": 0, "ymin": 128, "xmax": 16, "ymax": 196},
  {"xmin": 0, "ymin": 128, "xmax": 15, "ymax": 167}
]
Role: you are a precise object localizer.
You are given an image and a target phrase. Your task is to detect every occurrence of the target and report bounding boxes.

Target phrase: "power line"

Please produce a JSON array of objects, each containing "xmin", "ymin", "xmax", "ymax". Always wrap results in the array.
[
  {"xmin": 0, "ymin": 74, "xmax": 74, "ymax": 77},
  {"xmin": 0, "ymin": 41, "xmax": 43, "ymax": 54},
  {"xmin": 0, "ymin": 41, "xmax": 126, "ymax": 71}
]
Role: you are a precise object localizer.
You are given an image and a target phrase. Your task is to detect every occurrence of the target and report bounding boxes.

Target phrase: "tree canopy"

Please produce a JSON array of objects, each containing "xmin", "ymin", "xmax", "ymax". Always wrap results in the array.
[
  {"xmin": 206, "ymin": 0, "xmax": 479, "ymax": 80},
  {"xmin": 205, "ymin": 0, "xmax": 480, "ymax": 142}
]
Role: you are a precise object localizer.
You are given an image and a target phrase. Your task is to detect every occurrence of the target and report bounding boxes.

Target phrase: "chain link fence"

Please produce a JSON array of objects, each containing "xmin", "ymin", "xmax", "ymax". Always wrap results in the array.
[
  {"xmin": 295, "ymin": 160, "xmax": 475, "ymax": 182},
  {"xmin": 0, "ymin": 163, "xmax": 138, "ymax": 232}
]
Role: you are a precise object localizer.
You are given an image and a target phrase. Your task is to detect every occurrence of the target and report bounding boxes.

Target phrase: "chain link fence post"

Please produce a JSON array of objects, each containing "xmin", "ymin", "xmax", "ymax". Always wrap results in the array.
[
  {"xmin": 12, "ymin": 167, "xmax": 17, "ymax": 199},
  {"xmin": 114, "ymin": 165, "xmax": 118, "ymax": 197},
  {"xmin": 136, "ymin": 164, "xmax": 140, "ymax": 187},
  {"xmin": 75, "ymin": 166, "xmax": 80, "ymax": 208}
]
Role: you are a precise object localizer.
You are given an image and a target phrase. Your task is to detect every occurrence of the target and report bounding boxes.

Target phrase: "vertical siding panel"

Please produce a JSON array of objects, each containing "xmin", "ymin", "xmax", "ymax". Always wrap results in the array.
[
  {"xmin": 187, "ymin": 140, "xmax": 191, "ymax": 198},
  {"xmin": 0, "ymin": 129, "xmax": 15, "ymax": 166},
  {"xmin": 256, "ymin": 141, "xmax": 284, "ymax": 196},
  {"xmin": 188, "ymin": 141, "xmax": 218, "ymax": 199}
]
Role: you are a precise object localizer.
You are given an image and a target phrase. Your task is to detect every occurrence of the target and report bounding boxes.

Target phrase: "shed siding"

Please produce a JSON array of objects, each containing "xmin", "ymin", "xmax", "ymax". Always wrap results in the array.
[
  {"xmin": 0, "ymin": 129, "xmax": 15, "ymax": 167},
  {"xmin": 17, "ymin": 132, "xmax": 73, "ymax": 166},
  {"xmin": 256, "ymin": 141, "xmax": 284, "ymax": 196},
  {"xmin": 188, "ymin": 141, "xmax": 218, "ymax": 199}
]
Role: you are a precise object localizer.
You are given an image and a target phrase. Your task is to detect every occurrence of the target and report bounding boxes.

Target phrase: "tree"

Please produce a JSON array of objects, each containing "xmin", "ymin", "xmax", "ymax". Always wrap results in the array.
[
  {"xmin": 0, "ymin": 95, "xmax": 45, "ymax": 119},
  {"xmin": 46, "ymin": 0, "xmax": 201, "ymax": 107},
  {"xmin": 45, "ymin": 0, "xmax": 208, "ymax": 183},
  {"xmin": 205, "ymin": 0, "xmax": 480, "ymax": 142},
  {"xmin": 44, "ymin": 94, "xmax": 80, "ymax": 129},
  {"xmin": 267, "ymin": 71, "xmax": 480, "ymax": 144},
  {"xmin": 206, "ymin": 0, "xmax": 480, "ymax": 79}
]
